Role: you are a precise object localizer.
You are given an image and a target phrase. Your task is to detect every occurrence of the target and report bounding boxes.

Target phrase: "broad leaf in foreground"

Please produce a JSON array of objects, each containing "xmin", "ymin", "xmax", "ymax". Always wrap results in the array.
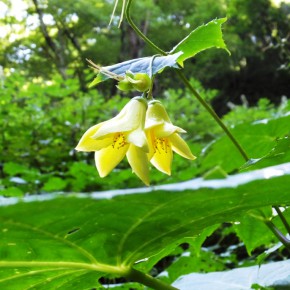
[{"xmin": 0, "ymin": 163, "xmax": 290, "ymax": 289}]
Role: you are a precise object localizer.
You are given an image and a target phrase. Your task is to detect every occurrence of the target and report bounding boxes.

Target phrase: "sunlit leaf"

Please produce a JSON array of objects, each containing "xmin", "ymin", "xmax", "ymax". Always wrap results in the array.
[{"xmin": 170, "ymin": 18, "xmax": 230, "ymax": 64}]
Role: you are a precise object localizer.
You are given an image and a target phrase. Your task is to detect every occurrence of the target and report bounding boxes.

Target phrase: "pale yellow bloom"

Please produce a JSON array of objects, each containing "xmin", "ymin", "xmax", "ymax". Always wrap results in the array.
[
  {"xmin": 75, "ymin": 97, "xmax": 150, "ymax": 185},
  {"xmin": 145, "ymin": 100, "xmax": 196, "ymax": 175}
]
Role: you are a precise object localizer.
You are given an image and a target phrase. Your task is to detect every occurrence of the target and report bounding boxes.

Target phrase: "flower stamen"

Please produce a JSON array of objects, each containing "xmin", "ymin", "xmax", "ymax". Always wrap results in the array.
[{"xmin": 112, "ymin": 133, "xmax": 127, "ymax": 149}]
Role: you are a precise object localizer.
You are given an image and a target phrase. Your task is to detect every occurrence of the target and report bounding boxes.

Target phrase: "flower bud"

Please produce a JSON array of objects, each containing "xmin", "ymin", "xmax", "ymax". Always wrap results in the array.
[
  {"xmin": 116, "ymin": 79, "xmax": 134, "ymax": 91},
  {"xmin": 132, "ymin": 73, "xmax": 151, "ymax": 92}
]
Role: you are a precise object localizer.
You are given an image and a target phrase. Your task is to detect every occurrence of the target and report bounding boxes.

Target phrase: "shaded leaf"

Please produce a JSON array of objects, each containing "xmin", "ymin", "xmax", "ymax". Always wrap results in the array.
[
  {"xmin": 170, "ymin": 18, "xmax": 229, "ymax": 64},
  {"xmin": 89, "ymin": 52, "xmax": 182, "ymax": 87},
  {"xmin": 234, "ymin": 207, "xmax": 274, "ymax": 255},
  {"xmin": 162, "ymin": 249, "xmax": 226, "ymax": 284},
  {"xmin": 241, "ymin": 137, "xmax": 290, "ymax": 171},
  {"xmin": 201, "ymin": 115, "xmax": 290, "ymax": 174}
]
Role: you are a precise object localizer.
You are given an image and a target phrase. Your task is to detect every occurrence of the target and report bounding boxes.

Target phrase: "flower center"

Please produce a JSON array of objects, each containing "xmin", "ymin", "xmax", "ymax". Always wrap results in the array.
[
  {"xmin": 112, "ymin": 133, "xmax": 127, "ymax": 149},
  {"xmin": 154, "ymin": 138, "xmax": 170, "ymax": 154}
]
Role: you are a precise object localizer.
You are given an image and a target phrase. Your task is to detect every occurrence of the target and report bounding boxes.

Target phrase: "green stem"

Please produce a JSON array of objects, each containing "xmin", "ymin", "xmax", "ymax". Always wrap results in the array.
[
  {"xmin": 125, "ymin": 0, "xmax": 249, "ymax": 162},
  {"xmin": 126, "ymin": 268, "xmax": 178, "ymax": 290},
  {"xmin": 265, "ymin": 220, "xmax": 290, "ymax": 251},
  {"xmin": 176, "ymin": 70, "xmax": 249, "ymax": 161},
  {"xmin": 125, "ymin": 0, "xmax": 166, "ymax": 55},
  {"xmin": 274, "ymin": 206, "xmax": 290, "ymax": 235}
]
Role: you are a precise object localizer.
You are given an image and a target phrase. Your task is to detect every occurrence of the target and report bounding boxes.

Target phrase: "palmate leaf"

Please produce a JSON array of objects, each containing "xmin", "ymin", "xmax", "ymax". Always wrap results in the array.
[
  {"xmin": 88, "ymin": 52, "xmax": 182, "ymax": 87},
  {"xmin": 170, "ymin": 18, "xmax": 229, "ymax": 64},
  {"xmin": 1, "ymin": 163, "xmax": 290, "ymax": 289}
]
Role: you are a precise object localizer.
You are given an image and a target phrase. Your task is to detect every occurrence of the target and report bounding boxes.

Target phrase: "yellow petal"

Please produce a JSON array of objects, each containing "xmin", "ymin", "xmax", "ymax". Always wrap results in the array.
[
  {"xmin": 145, "ymin": 100, "xmax": 172, "ymax": 130},
  {"xmin": 76, "ymin": 124, "xmax": 112, "ymax": 151},
  {"xmin": 95, "ymin": 137, "xmax": 129, "ymax": 177},
  {"xmin": 127, "ymin": 129, "xmax": 149, "ymax": 152},
  {"xmin": 154, "ymin": 122, "xmax": 186, "ymax": 138},
  {"xmin": 146, "ymin": 130, "xmax": 156, "ymax": 160},
  {"xmin": 93, "ymin": 98, "xmax": 147, "ymax": 139},
  {"xmin": 170, "ymin": 133, "xmax": 196, "ymax": 160},
  {"xmin": 150, "ymin": 137, "xmax": 172, "ymax": 175},
  {"xmin": 127, "ymin": 145, "xmax": 150, "ymax": 186}
]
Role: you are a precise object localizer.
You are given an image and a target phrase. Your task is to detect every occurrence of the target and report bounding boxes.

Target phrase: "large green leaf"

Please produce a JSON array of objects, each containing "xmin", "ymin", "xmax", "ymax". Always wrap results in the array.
[
  {"xmin": 0, "ymin": 163, "xmax": 290, "ymax": 289},
  {"xmin": 170, "ymin": 18, "xmax": 229, "ymax": 64},
  {"xmin": 89, "ymin": 52, "xmax": 182, "ymax": 87}
]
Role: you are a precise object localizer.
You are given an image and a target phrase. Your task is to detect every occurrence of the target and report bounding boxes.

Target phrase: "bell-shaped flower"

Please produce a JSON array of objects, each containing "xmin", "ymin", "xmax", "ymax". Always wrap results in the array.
[
  {"xmin": 145, "ymin": 100, "xmax": 196, "ymax": 175},
  {"xmin": 75, "ymin": 97, "xmax": 150, "ymax": 185}
]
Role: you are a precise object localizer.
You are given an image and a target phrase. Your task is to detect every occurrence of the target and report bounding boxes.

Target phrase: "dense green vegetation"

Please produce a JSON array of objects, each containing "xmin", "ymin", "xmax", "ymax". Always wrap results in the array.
[{"xmin": 0, "ymin": 0, "xmax": 290, "ymax": 289}]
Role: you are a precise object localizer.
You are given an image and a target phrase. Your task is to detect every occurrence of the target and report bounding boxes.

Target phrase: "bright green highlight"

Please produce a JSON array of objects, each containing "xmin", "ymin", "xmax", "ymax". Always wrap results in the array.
[{"xmin": 171, "ymin": 18, "xmax": 230, "ymax": 64}]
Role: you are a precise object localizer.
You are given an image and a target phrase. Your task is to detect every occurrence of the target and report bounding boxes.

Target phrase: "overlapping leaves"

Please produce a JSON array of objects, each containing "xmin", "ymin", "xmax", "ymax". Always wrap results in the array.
[
  {"xmin": 89, "ymin": 18, "xmax": 228, "ymax": 87},
  {"xmin": 1, "ymin": 163, "xmax": 290, "ymax": 289}
]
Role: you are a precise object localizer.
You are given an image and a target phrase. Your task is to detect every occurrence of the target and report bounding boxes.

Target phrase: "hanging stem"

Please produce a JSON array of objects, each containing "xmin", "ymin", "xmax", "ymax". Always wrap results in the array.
[
  {"xmin": 125, "ymin": 0, "xmax": 166, "ymax": 55},
  {"xmin": 265, "ymin": 220, "xmax": 290, "ymax": 251},
  {"xmin": 274, "ymin": 206, "xmax": 290, "ymax": 235},
  {"xmin": 176, "ymin": 71, "xmax": 249, "ymax": 161}
]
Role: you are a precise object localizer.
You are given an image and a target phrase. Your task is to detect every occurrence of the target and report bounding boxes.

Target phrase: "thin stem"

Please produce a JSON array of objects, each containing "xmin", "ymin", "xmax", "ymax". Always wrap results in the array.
[
  {"xmin": 265, "ymin": 220, "xmax": 290, "ymax": 251},
  {"xmin": 274, "ymin": 206, "xmax": 290, "ymax": 234},
  {"xmin": 125, "ymin": 0, "xmax": 166, "ymax": 55},
  {"xmin": 176, "ymin": 70, "xmax": 249, "ymax": 161},
  {"xmin": 126, "ymin": 268, "xmax": 178, "ymax": 290},
  {"xmin": 125, "ymin": 0, "xmax": 249, "ymax": 162}
]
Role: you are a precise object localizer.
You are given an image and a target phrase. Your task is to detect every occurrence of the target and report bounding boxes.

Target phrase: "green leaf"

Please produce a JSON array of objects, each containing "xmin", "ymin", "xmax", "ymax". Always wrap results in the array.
[
  {"xmin": 89, "ymin": 52, "xmax": 182, "ymax": 87},
  {"xmin": 234, "ymin": 207, "xmax": 274, "ymax": 255},
  {"xmin": 42, "ymin": 177, "xmax": 67, "ymax": 191},
  {"xmin": 170, "ymin": 18, "xmax": 230, "ymax": 64},
  {"xmin": 0, "ymin": 163, "xmax": 290, "ymax": 288},
  {"xmin": 241, "ymin": 137, "xmax": 290, "ymax": 171},
  {"xmin": 163, "ymin": 249, "xmax": 226, "ymax": 284},
  {"xmin": 3, "ymin": 162, "xmax": 29, "ymax": 176},
  {"xmin": 0, "ymin": 187, "xmax": 24, "ymax": 197},
  {"xmin": 201, "ymin": 115, "xmax": 290, "ymax": 174}
]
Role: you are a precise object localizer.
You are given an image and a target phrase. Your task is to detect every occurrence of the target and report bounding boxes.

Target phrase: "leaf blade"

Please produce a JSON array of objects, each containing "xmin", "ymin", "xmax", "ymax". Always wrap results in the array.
[
  {"xmin": 89, "ymin": 52, "xmax": 182, "ymax": 87},
  {"xmin": 170, "ymin": 18, "xmax": 230, "ymax": 64},
  {"xmin": 1, "ymin": 163, "xmax": 290, "ymax": 288}
]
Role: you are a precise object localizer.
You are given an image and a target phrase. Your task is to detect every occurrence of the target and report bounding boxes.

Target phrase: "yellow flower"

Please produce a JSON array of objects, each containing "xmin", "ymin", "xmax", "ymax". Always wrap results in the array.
[
  {"xmin": 145, "ymin": 100, "xmax": 196, "ymax": 175},
  {"xmin": 75, "ymin": 97, "xmax": 150, "ymax": 185}
]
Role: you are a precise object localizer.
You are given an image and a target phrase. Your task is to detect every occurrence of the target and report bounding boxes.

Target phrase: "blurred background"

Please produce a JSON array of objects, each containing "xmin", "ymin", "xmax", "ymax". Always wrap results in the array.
[{"xmin": 0, "ymin": 0, "xmax": 289, "ymax": 194}]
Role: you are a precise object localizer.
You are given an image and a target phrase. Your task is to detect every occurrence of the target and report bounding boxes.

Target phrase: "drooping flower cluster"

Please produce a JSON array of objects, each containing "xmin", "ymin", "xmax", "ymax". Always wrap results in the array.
[{"xmin": 76, "ymin": 97, "xmax": 196, "ymax": 185}]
